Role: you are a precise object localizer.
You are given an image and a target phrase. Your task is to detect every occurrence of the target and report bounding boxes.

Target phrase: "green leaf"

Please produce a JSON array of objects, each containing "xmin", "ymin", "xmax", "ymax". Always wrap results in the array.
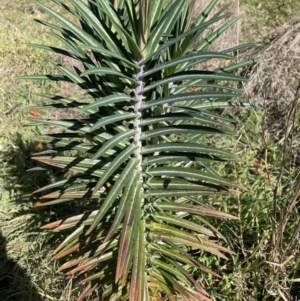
[
  {"xmin": 93, "ymin": 129, "xmax": 137, "ymax": 160},
  {"xmin": 36, "ymin": 2, "xmax": 103, "ymax": 49},
  {"xmin": 141, "ymin": 112, "xmax": 233, "ymax": 132},
  {"xmin": 145, "ymin": 0, "xmax": 186, "ymax": 55},
  {"xmin": 116, "ymin": 174, "xmax": 141, "ymax": 280},
  {"xmin": 88, "ymin": 157, "xmax": 138, "ymax": 234},
  {"xmin": 145, "ymin": 178, "xmax": 229, "ymax": 191},
  {"xmin": 143, "ymin": 52, "xmax": 234, "ymax": 77},
  {"xmin": 142, "ymin": 14, "xmax": 231, "ymax": 65},
  {"xmin": 152, "ymin": 213, "xmax": 215, "ymax": 236},
  {"xmin": 157, "ymin": 202, "xmax": 239, "ymax": 220},
  {"xmin": 147, "ymin": 166, "xmax": 241, "ymax": 189},
  {"xmin": 130, "ymin": 221, "xmax": 146, "ymax": 300},
  {"xmin": 92, "ymin": 144, "xmax": 138, "ymax": 195},
  {"xmin": 142, "ymin": 142, "xmax": 238, "ymax": 160},
  {"xmin": 95, "ymin": 0, "xmax": 142, "ymax": 58},
  {"xmin": 196, "ymin": 16, "xmax": 242, "ymax": 52},
  {"xmin": 89, "ymin": 112, "xmax": 135, "ymax": 132},
  {"xmin": 79, "ymin": 44, "xmax": 140, "ymax": 70},
  {"xmin": 141, "ymin": 125, "xmax": 227, "ymax": 140},
  {"xmin": 81, "ymin": 67, "xmax": 138, "ymax": 85},
  {"xmin": 103, "ymin": 168, "xmax": 138, "ymax": 243},
  {"xmin": 84, "ymin": 94, "xmax": 134, "ymax": 110},
  {"xmin": 63, "ymin": 0, "xmax": 124, "ymax": 55},
  {"xmin": 142, "ymin": 70, "xmax": 244, "ymax": 95},
  {"xmin": 149, "ymin": 0, "xmax": 164, "ymax": 28}
]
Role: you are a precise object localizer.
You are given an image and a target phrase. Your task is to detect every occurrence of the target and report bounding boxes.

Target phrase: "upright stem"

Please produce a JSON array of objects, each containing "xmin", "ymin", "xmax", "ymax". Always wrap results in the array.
[{"xmin": 134, "ymin": 59, "xmax": 144, "ymax": 169}]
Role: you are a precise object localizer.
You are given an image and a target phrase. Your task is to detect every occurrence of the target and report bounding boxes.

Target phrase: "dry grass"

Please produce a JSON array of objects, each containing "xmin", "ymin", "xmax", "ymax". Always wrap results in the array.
[{"xmin": 240, "ymin": 18, "xmax": 300, "ymax": 163}]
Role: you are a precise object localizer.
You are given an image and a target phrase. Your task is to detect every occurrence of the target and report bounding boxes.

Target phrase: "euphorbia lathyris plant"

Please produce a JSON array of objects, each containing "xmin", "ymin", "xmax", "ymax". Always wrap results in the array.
[{"xmin": 22, "ymin": 0, "xmax": 253, "ymax": 300}]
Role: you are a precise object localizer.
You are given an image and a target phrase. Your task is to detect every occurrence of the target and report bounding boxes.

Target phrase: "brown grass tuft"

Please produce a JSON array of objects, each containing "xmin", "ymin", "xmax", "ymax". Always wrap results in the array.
[{"xmin": 241, "ymin": 18, "xmax": 300, "ymax": 138}]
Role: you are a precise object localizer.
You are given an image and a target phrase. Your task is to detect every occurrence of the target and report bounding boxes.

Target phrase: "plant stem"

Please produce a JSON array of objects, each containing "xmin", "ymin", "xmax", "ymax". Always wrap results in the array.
[{"xmin": 134, "ymin": 59, "xmax": 144, "ymax": 166}]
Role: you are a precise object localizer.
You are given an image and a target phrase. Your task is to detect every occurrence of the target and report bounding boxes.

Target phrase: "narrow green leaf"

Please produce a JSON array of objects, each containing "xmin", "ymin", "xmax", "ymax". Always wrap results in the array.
[
  {"xmin": 157, "ymin": 202, "xmax": 239, "ymax": 219},
  {"xmin": 141, "ymin": 112, "xmax": 233, "ymax": 132},
  {"xmin": 192, "ymin": 100, "xmax": 258, "ymax": 110},
  {"xmin": 146, "ymin": 190, "xmax": 231, "ymax": 198},
  {"xmin": 36, "ymin": 2, "xmax": 103, "ymax": 49},
  {"xmin": 196, "ymin": 16, "xmax": 242, "ymax": 52},
  {"xmin": 216, "ymin": 59, "xmax": 259, "ymax": 73},
  {"xmin": 103, "ymin": 167, "xmax": 137, "ymax": 243},
  {"xmin": 153, "ymin": 213, "xmax": 215, "ymax": 236},
  {"xmin": 34, "ymin": 198, "xmax": 73, "ymax": 207},
  {"xmin": 149, "ymin": 0, "xmax": 164, "ymax": 28},
  {"xmin": 33, "ymin": 177, "xmax": 91, "ymax": 194},
  {"xmin": 167, "ymin": 241, "xmax": 222, "ymax": 278},
  {"xmin": 87, "ymin": 157, "xmax": 138, "ymax": 234},
  {"xmin": 143, "ymin": 52, "xmax": 234, "ymax": 77},
  {"xmin": 152, "ymin": 233, "xmax": 226, "ymax": 259},
  {"xmin": 93, "ymin": 129, "xmax": 137, "ymax": 160},
  {"xmin": 96, "ymin": 0, "xmax": 142, "ymax": 57},
  {"xmin": 113, "ymin": 20, "xmax": 143, "ymax": 59},
  {"xmin": 142, "ymin": 153, "xmax": 227, "ymax": 166},
  {"xmin": 89, "ymin": 112, "xmax": 135, "ymax": 132},
  {"xmin": 81, "ymin": 67, "xmax": 138, "ymax": 84},
  {"xmin": 53, "ymin": 225, "xmax": 85, "ymax": 255},
  {"xmin": 143, "ymin": 70, "xmax": 246, "ymax": 93},
  {"xmin": 128, "ymin": 221, "xmax": 140, "ymax": 301},
  {"xmin": 145, "ymin": 0, "xmax": 186, "ymax": 55},
  {"xmin": 142, "ymin": 142, "xmax": 239, "ymax": 160},
  {"xmin": 158, "ymin": 269, "xmax": 197, "ymax": 299},
  {"xmin": 141, "ymin": 125, "xmax": 226, "ymax": 140},
  {"xmin": 93, "ymin": 144, "xmax": 138, "ymax": 195},
  {"xmin": 147, "ymin": 166, "xmax": 240, "ymax": 188},
  {"xmin": 153, "ymin": 259, "xmax": 187, "ymax": 284},
  {"xmin": 40, "ymin": 190, "xmax": 98, "ymax": 200},
  {"xmin": 116, "ymin": 175, "xmax": 141, "ymax": 280},
  {"xmin": 79, "ymin": 44, "xmax": 140, "ymax": 70},
  {"xmin": 145, "ymin": 178, "xmax": 229, "ymax": 191},
  {"xmin": 63, "ymin": 0, "xmax": 122, "ymax": 54},
  {"xmin": 19, "ymin": 74, "xmax": 70, "ymax": 82},
  {"xmin": 84, "ymin": 94, "xmax": 135, "ymax": 111},
  {"xmin": 142, "ymin": 14, "xmax": 231, "ymax": 65}
]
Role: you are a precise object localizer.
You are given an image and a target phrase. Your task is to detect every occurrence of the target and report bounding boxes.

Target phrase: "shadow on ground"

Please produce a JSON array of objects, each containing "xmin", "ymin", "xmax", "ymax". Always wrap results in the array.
[{"xmin": 0, "ymin": 231, "xmax": 43, "ymax": 301}]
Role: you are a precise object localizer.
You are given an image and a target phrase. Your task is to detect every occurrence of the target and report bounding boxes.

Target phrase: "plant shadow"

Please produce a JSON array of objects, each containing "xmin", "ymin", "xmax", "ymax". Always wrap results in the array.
[
  {"xmin": 0, "ymin": 231, "xmax": 43, "ymax": 301},
  {"xmin": 0, "ymin": 131, "xmax": 99, "ymax": 299}
]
